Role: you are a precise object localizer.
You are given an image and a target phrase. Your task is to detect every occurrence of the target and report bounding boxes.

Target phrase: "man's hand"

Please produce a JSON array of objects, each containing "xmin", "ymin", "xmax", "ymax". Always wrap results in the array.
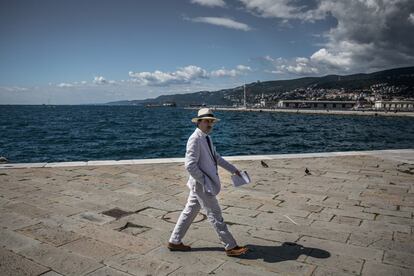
[{"xmin": 235, "ymin": 170, "xmax": 242, "ymax": 177}]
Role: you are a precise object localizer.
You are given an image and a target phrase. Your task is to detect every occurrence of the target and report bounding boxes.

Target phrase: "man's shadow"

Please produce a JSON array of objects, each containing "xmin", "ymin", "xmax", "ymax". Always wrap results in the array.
[{"xmin": 191, "ymin": 242, "xmax": 330, "ymax": 263}]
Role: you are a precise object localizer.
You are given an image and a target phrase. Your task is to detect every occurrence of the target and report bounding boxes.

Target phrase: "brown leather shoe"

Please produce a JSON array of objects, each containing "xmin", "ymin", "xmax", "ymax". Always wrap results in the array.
[
  {"xmin": 167, "ymin": 242, "xmax": 191, "ymax": 252},
  {"xmin": 225, "ymin": 245, "xmax": 249, "ymax": 257}
]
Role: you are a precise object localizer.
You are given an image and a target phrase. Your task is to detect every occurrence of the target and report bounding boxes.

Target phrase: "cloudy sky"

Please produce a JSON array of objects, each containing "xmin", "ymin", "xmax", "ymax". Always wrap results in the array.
[{"xmin": 1, "ymin": 0, "xmax": 413, "ymax": 104}]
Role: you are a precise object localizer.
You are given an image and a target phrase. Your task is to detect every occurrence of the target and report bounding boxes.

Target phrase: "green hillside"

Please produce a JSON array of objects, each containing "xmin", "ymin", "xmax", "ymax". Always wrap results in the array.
[{"xmin": 105, "ymin": 66, "xmax": 414, "ymax": 106}]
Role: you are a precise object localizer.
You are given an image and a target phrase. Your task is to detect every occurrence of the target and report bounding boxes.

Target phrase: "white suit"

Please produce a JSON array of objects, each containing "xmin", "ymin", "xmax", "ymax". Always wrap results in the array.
[
  {"xmin": 169, "ymin": 127, "xmax": 238, "ymax": 250},
  {"xmin": 185, "ymin": 127, "xmax": 238, "ymax": 195}
]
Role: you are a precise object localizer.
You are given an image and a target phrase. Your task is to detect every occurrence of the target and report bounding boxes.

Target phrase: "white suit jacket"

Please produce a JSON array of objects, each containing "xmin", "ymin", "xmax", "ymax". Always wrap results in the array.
[{"xmin": 185, "ymin": 127, "xmax": 238, "ymax": 196}]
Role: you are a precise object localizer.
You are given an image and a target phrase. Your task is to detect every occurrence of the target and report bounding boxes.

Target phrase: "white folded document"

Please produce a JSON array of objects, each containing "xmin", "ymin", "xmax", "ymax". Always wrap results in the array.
[{"xmin": 231, "ymin": 171, "xmax": 251, "ymax": 187}]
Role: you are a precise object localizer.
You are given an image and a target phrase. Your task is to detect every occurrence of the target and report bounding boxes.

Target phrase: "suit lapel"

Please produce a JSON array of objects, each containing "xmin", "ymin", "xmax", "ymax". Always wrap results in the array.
[
  {"xmin": 205, "ymin": 137, "xmax": 217, "ymax": 167},
  {"xmin": 196, "ymin": 128, "xmax": 217, "ymax": 166},
  {"xmin": 203, "ymin": 137, "xmax": 214, "ymax": 161}
]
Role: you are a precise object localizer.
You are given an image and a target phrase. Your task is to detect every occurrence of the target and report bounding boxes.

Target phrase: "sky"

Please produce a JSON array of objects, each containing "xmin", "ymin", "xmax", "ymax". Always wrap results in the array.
[{"xmin": 1, "ymin": 0, "xmax": 413, "ymax": 105}]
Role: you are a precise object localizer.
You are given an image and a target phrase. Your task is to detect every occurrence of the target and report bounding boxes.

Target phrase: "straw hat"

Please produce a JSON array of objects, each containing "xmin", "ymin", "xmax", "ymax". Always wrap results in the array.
[{"xmin": 191, "ymin": 108, "xmax": 220, "ymax": 123}]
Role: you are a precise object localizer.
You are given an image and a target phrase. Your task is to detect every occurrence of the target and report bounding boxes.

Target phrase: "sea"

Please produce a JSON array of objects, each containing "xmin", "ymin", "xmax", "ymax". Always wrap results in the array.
[{"xmin": 1, "ymin": 105, "xmax": 413, "ymax": 163}]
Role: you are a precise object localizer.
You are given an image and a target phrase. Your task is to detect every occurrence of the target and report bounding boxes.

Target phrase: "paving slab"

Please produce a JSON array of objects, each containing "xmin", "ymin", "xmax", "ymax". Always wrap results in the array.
[
  {"xmin": 145, "ymin": 245, "xmax": 226, "ymax": 274},
  {"xmin": 103, "ymin": 252, "xmax": 181, "ymax": 276},
  {"xmin": 16, "ymin": 222, "xmax": 82, "ymax": 246},
  {"xmin": 208, "ymin": 261, "xmax": 279, "ymax": 276},
  {"xmin": 304, "ymin": 252, "xmax": 364, "ymax": 275},
  {"xmin": 59, "ymin": 237, "xmax": 125, "ymax": 261},
  {"xmin": 297, "ymin": 236, "xmax": 384, "ymax": 262},
  {"xmin": 0, "ymin": 149, "xmax": 413, "ymax": 275},
  {"xmin": 362, "ymin": 261, "xmax": 413, "ymax": 276},
  {"xmin": 312, "ymin": 266, "xmax": 356, "ymax": 276},
  {"xmin": 0, "ymin": 209, "xmax": 40, "ymax": 230},
  {"xmin": 3, "ymin": 202, "xmax": 51, "ymax": 218},
  {"xmin": 86, "ymin": 266, "xmax": 132, "ymax": 276},
  {"xmin": 383, "ymin": 249, "xmax": 414, "ymax": 268},
  {"xmin": 0, "ymin": 228, "xmax": 41, "ymax": 252},
  {"xmin": 0, "ymin": 247, "xmax": 50, "ymax": 276},
  {"xmin": 18, "ymin": 243, "xmax": 103, "ymax": 276}
]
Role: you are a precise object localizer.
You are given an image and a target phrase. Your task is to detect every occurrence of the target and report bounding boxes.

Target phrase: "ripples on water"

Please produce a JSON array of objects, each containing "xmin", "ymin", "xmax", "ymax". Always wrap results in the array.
[{"xmin": 1, "ymin": 105, "xmax": 413, "ymax": 163}]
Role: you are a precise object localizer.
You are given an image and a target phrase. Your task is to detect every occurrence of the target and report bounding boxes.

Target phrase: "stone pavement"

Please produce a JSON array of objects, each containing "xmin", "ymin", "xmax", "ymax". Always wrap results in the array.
[{"xmin": 0, "ymin": 149, "xmax": 413, "ymax": 275}]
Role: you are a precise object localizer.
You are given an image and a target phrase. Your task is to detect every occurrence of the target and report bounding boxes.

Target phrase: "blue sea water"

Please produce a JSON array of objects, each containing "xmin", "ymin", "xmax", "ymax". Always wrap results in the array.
[{"xmin": 1, "ymin": 105, "xmax": 413, "ymax": 163}]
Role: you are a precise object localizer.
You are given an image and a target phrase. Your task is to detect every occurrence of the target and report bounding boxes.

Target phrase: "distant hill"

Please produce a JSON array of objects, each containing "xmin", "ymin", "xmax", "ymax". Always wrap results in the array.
[{"xmin": 104, "ymin": 66, "xmax": 414, "ymax": 106}]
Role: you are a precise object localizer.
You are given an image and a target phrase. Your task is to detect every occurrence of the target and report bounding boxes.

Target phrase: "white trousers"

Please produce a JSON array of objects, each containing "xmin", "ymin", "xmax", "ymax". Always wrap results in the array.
[{"xmin": 169, "ymin": 188, "xmax": 237, "ymax": 250}]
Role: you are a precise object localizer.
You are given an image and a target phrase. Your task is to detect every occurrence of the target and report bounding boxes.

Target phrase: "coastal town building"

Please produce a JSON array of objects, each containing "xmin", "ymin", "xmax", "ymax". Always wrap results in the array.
[
  {"xmin": 374, "ymin": 100, "xmax": 414, "ymax": 111},
  {"xmin": 277, "ymin": 100, "xmax": 356, "ymax": 110},
  {"xmin": 252, "ymin": 93, "xmax": 266, "ymax": 108}
]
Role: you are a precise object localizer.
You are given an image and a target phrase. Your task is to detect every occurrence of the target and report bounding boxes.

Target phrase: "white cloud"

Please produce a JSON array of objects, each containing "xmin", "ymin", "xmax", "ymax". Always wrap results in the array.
[
  {"xmin": 211, "ymin": 65, "xmax": 252, "ymax": 77},
  {"xmin": 0, "ymin": 64, "xmax": 254, "ymax": 104},
  {"xmin": 265, "ymin": 56, "xmax": 320, "ymax": 75},
  {"xmin": 4, "ymin": 64, "xmax": 251, "ymax": 99},
  {"xmin": 191, "ymin": 0, "xmax": 226, "ymax": 7},
  {"xmin": 93, "ymin": 76, "xmax": 107, "ymax": 84},
  {"xmin": 257, "ymin": 0, "xmax": 414, "ymax": 75},
  {"xmin": 0, "ymin": 86, "xmax": 28, "ymax": 92},
  {"xmin": 129, "ymin": 65, "xmax": 209, "ymax": 86},
  {"xmin": 310, "ymin": 48, "xmax": 353, "ymax": 69},
  {"xmin": 188, "ymin": 16, "xmax": 252, "ymax": 31},
  {"xmin": 57, "ymin": 83, "xmax": 74, "ymax": 88},
  {"xmin": 236, "ymin": 65, "xmax": 252, "ymax": 71},
  {"xmin": 93, "ymin": 76, "xmax": 117, "ymax": 85},
  {"xmin": 129, "ymin": 64, "xmax": 252, "ymax": 86},
  {"xmin": 55, "ymin": 76, "xmax": 116, "ymax": 88},
  {"xmin": 409, "ymin": 13, "xmax": 414, "ymax": 24},
  {"xmin": 239, "ymin": 0, "xmax": 326, "ymax": 21},
  {"xmin": 211, "ymin": 69, "xmax": 238, "ymax": 77}
]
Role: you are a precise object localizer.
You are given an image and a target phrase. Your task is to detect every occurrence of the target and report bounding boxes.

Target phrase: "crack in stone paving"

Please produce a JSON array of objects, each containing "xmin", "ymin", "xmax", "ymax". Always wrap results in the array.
[{"xmin": 116, "ymin": 222, "xmax": 150, "ymax": 232}]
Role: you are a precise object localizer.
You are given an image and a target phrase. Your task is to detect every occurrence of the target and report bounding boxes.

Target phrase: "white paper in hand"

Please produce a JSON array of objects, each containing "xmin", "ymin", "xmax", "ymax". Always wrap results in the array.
[{"xmin": 231, "ymin": 171, "xmax": 251, "ymax": 187}]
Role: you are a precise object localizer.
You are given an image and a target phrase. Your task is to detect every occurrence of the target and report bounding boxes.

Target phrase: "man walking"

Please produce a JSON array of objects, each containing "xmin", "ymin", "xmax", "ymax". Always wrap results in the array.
[{"xmin": 168, "ymin": 108, "xmax": 249, "ymax": 257}]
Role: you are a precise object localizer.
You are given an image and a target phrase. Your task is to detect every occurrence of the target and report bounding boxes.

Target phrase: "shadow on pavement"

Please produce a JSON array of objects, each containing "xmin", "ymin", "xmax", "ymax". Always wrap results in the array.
[{"xmin": 191, "ymin": 242, "xmax": 330, "ymax": 263}]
